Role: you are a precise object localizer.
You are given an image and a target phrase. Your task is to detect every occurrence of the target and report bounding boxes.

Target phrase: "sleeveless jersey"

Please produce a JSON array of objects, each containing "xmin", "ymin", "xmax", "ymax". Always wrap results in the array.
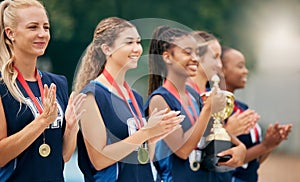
[
  {"xmin": 0, "ymin": 71, "xmax": 68, "ymax": 182},
  {"xmin": 77, "ymin": 80, "xmax": 154, "ymax": 182},
  {"xmin": 230, "ymin": 100, "xmax": 262, "ymax": 182},
  {"xmin": 144, "ymin": 86, "xmax": 232, "ymax": 182}
]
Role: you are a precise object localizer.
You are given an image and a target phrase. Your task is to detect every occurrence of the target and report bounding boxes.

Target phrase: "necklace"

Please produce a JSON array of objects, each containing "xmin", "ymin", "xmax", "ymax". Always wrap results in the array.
[
  {"xmin": 102, "ymin": 68, "xmax": 149, "ymax": 164},
  {"xmin": 14, "ymin": 66, "xmax": 51, "ymax": 157}
]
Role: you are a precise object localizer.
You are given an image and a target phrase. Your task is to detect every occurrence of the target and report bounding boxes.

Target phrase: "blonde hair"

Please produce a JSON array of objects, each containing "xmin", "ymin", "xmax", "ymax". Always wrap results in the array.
[
  {"xmin": 73, "ymin": 17, "xmax": 134, "ymax": 92},
  {"xmin": 0, "ymin": 0, "xmax": 46, "ymax": 103}
]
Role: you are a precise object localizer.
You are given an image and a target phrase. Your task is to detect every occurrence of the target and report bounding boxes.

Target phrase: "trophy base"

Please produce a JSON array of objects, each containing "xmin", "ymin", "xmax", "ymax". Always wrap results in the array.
[{"xmin": 201, "ymin": 140, "xmax": 235, "ymax": 172}]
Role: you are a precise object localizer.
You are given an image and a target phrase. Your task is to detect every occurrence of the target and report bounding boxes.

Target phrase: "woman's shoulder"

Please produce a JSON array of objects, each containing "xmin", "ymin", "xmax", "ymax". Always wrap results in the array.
[
  {"xmin": 235, "ymin": 100, "xmax": 249, "ymax": 110},
  {"xmin": 81, "ymin": 80, "xmax": 109, "ymax": 95},
  {"xmin": 40, "ymin": 71, "xmax": 67, "ymax": 87},
  {"xmin": 145, "ymin": 86, "xmax": 180, "ymax": 109}
]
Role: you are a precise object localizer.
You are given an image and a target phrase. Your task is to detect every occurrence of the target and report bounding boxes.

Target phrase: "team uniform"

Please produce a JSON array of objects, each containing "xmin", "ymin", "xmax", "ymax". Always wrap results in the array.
[
  {"xmin": 144, "ymin": 86, "xmax": 232, "ymax": 182},
  {"xmin": 230, "ymin": 100, "xmax": 262, "ymax": 182},
  {"xmin": 0, "ymin": 71, "xmax": 68, "ymax": 182},
  {"xmin": 77, "ymin": 80, "xmax": 154, "ymax": 182}
]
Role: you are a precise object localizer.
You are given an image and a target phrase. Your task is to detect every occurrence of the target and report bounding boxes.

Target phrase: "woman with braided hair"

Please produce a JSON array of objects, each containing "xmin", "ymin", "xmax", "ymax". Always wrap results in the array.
[
  {"xmin": 74, "ymin": 17, "xmax": 184, "ymax": 182},
  {"xmin": 144, "ymin": 26, "xmax": 246, "ymax": 181}
]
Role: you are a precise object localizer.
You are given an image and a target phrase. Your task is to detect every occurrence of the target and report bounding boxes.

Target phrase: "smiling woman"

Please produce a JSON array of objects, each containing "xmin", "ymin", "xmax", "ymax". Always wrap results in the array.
[
  {"xmin": 0, "ymin": 0, "xmax": 86, "ymax": 181},
  {"xmin": 73, "ymin": 17, "xmax": 184, "ymax": 182}
]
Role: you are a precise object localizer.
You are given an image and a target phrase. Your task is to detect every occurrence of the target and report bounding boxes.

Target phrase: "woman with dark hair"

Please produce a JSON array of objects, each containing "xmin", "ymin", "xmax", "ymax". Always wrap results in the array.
[
  {"xmin": 221, "ymin": 47, "xmax": 292, "ymax": 182},
  {"xmin": 144, "ymin": 26, "xmax": 246, "ymax": 181},
  {"xmin": 74, "ymin": 17, "xmax": 183, "ymax": 182}
]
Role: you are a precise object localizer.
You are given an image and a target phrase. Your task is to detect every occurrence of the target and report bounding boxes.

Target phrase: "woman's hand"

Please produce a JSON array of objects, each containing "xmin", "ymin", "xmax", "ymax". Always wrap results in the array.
[
  {"xmin": 278, "ymin": 123, "xmax": 292, "ymax": 140},
  {"xmin": 217, "ymin": 137, "xmax": 246, "ymax": 168},
  {"xmin": 40, "ymin": 84, "xmax": 58, "ymax": 126},
  {"xmin": 226, "ymin": 109, "xmax": 260, "ymax": 136},
  {"xmin": 203, "ymin": 87, "xmax": 226, "ymax": 114},
  {"xmin": 142, "ymin": 108, "xmax": 184, "ymax": 143},
  {"xmin": 65, "ymin": 92, "xmax": 87, "ymax": 131},
  {"xmin": 262, "ymin": 122, "xmax": 292, "ymax": 151}
]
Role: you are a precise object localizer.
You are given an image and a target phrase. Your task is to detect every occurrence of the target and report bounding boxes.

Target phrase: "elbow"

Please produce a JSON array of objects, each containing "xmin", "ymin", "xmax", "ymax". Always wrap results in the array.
[
  {"xmin": 92, "ymin": 160, "xmax": 115, "ymax": 171},
  {"xmin": 174, "ymin": 150, "xmax": 190, "ymax": 160},
  {"xmin": 0, "ymin": 157, "xmax": 11, "ymax": 168},
  {"xmin": 0, "ymin": 151, "xmax": 9, "ymax": 167},
  {"xmin": 63, "ymin": 155, "xmax": 72, "ymax": 163}
]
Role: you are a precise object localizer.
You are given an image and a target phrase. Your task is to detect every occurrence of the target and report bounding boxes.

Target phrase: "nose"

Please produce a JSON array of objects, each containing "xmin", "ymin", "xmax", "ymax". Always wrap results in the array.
[
  {"xmin": 216, "ymin": 58, "xmax": 222, "ymax": 69},
  {"xmin": 133, "ymin": 42, "xmax": 142, "ymax": 53},
  {"xmin": 191, "ymin": 52, "xmax": 199, "ymax": 62},
  {"xmin": 244, "ymin": 67, "xmax": 249, "ymax": 75},
  {"xmin": 37, "ymin": 27, "xmax": 49, "ymax": 38}
]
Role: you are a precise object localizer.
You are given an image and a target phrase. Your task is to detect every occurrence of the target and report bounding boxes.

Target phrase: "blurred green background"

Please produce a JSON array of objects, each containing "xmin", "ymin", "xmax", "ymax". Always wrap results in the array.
[{"xmin": 42, "ymin": 0, "xmax": 262, "ymax": 88}]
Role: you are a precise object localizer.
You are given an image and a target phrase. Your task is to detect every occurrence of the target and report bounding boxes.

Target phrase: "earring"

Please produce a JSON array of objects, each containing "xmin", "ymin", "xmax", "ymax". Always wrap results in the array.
[
  {"xmin": 11, "ymin": 37, "xmax": 15, "ymax": 42},
  {"xmin": 166, "ymin": 59, "xmax": 171, "ymax": 64}
]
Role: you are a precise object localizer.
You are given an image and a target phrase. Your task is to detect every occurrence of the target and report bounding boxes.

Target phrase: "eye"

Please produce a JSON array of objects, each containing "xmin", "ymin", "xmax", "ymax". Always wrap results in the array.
[
  {"xmin": 196, "ymin": 46, "xmax": 207, "ymax": 57},
  {"xmin": 183, "ymin": 49, "xmax": 192, "ymax": 55},
  {"xmin": 28, "ymin": 25, "xmax": 37, "ymax": 30},
  {"xmin": 237, "ymin": 63, "xmax": 244, "ymax": 69},
  {"xmin": 44, "ymin": 25, "xmax": 50, "ymax": 30},
  {"xmin": 126, "ymin": 41, "xmax": 133, "ymax": 45}
]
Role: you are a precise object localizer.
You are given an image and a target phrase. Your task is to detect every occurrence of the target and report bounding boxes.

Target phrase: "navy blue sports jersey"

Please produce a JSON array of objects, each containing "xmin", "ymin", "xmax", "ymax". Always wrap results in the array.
[
  {"xmin": 77, "ymin": 80, "xmax": 154, "ymax": 182},
  {"xmin": 144, "ymin": 86, "xmax": 232, "ymax": 182},
  {"xmin": 0, "ymin": 71, "xmax": 68, "ymax": 182},
  {"xmin": 230, "ymin": 100, "xmax": 262, "ymax": 182}
]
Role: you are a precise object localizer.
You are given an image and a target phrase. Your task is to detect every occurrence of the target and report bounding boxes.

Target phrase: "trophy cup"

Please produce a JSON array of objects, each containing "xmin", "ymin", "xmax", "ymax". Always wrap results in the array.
[{"xmin": 200, "ymin": 75, "xmax": 235, "ymax": 172}]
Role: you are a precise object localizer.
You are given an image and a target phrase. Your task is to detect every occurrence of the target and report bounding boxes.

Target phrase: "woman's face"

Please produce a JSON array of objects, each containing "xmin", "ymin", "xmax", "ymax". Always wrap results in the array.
[
  {"xmin": 11, "ymin": 6, "xmax": 50, "ymax": 58},
  {"xmin": 222, "ymin": 49, "xmax": 248, "ymax": 91},
  {"xmin": 167, "ymin": 35, "xmax": 199, "ymax": 77},
  {"xmin": 108, "ymin": 27, "xmax": 143, "ymax": 70},
  {"xmin": 198, "ymin": 40, "xmax": 222, "ymax": 80}
]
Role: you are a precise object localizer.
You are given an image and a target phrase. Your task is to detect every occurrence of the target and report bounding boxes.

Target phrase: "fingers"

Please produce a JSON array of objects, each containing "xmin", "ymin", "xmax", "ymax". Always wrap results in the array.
[
  {"xmin": 162, "ymin": 110, "xmax": 181, "ymax": 120},
  {"xmin": 43, "ymin": 83, "xmax": 57, "ymax": 108},
  {"xmin": 41, "ymin": 84, "xmax": 58, "ymax": 124},
  {"xmin": 65, "ymin": 92, "xmax": 87, "ymax": 124},
  {"xmin": 43, "ymin": 84, "xmax": 49, "ymax": 99},
  {"xmin": 151, "ymin": 108, "xmax": 168, "ymax": 116},
  {"xmin": 68, "ymin": 91, "xmax": 75, "ymax": 105}
]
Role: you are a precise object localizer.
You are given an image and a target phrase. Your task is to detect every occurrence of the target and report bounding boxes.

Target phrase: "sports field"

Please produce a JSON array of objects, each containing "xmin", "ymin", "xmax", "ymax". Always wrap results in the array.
[{"xmin": 258, "ymin": 153, "xmax": 300, "ymax": 182}]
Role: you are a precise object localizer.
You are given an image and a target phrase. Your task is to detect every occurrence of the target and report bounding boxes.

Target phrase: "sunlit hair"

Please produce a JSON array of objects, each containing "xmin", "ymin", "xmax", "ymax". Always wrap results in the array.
[
  {"xmin": 0, "ymin": 0, "xmax": 46, "ymax": 103},
  {"xmin": 148, "ymin": 26, "xmax": 192, "ymax": 95},
  {"xmin": 73, "ymin": 17, "xmax": 135, "ymax": 92},
  {"xmin": 191, "ymin": 30, "xmax": 217, "ymax": 42}
]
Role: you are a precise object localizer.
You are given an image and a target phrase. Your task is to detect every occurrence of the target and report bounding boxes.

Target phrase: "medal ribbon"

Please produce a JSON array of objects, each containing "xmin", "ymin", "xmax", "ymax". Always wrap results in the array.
[
  {"xmin": 14, "ymin": 66, "xmax": 44, "ymax": 114},
  {"xmin": 187, "ymin": 78, "xmax": 202, "ymax": 95},
  {"xmin": 233, "ymin": 101, "xmax": 259, "ymax": 142},
  {"xmin": 102, "ymin": 68, "xmax": 144, "ymax": 130},
  {"xmin": 164, "ymin": 79, "xmax": 198, "ymax": 126}
]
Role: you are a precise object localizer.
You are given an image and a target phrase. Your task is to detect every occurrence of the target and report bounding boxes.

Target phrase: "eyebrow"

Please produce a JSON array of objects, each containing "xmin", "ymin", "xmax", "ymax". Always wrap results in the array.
[
  {"xmin": 124, "ymin": 37, "xmax": 141, "ymax": 40},
  {"xmin": 26, "ymin": 21, "xmax": 49, "ymax": 25}
]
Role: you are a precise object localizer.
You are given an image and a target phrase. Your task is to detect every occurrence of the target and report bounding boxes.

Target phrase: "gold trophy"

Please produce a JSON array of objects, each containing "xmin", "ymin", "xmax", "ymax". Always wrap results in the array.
[{"xmin": 200, "ymin": 75, "xmax": 235, "ymax": 172}]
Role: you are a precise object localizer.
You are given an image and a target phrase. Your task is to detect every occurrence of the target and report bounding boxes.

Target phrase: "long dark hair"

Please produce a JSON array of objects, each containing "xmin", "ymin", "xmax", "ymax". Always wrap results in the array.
[
  {"xmin": 73, "ymin": 17, "xmax": 135, "ymax": 92},
  {"xmin": 148, "ymin": 26, "xmax": 189, "ymax": 95}
]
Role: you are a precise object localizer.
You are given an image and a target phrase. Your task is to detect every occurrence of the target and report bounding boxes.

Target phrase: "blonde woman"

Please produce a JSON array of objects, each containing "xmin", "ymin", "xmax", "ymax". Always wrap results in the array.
[{"xmin": 0, "ymin": 0, "xmax": 86, "ymax": 181}]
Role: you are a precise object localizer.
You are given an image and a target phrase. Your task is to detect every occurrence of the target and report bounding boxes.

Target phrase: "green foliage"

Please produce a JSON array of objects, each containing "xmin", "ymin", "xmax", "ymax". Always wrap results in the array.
[{"xmin": 42, "ymin": 0, "xmax": 293, "ymax": 89}]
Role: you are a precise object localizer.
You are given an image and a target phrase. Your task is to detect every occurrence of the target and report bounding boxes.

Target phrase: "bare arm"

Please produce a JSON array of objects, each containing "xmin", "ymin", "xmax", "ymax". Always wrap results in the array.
[
  {"xmin": 81, "ymin": 94, "xmax": 181, "ymax": 170},
  {"xmin": 244, "ymin": 123, "xmax": 292, "ymax": 164},
  {"xmin": 62, "ymin": 92, "xmax": 86, "ymax": 162},
  {"xmin": 0, "ymin": 84, "xmax": 58, "ymax": 167},
  {"xmin": 149, "ymin": 94, "xmax": 213, "ymax": 160}
]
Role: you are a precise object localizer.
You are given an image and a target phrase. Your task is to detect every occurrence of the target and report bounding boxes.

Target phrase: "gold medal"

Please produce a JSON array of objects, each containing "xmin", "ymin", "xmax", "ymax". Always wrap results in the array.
[
  {"xmin": 39, "ymin": 143, "xmax": 51, "ymax": 157},
  {"xmin": 137, "ymin": 146, "xmax": 149, "ymax": 164}
]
